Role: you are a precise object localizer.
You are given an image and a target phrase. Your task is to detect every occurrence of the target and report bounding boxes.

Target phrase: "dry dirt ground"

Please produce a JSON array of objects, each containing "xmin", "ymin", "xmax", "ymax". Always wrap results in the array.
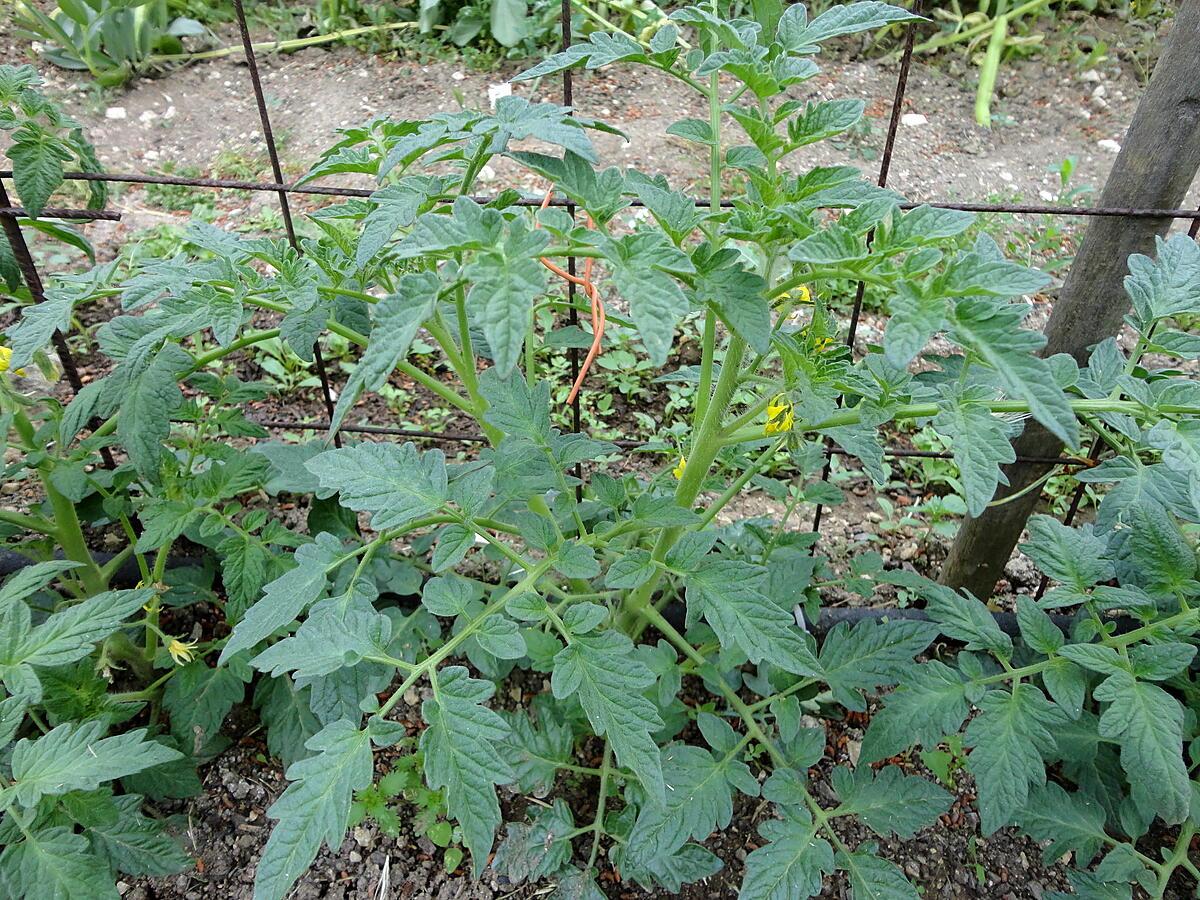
[{"xmin": 3, "ymin": 11, "xmax": 1199, "ymax": 900}]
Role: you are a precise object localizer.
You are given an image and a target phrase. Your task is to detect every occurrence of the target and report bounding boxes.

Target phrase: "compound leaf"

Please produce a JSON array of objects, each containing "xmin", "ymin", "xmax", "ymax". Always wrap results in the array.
[
  {"xmin": 551, "ymin": 630, "xmax": 665, "ymax": 803},
  {"xmin": 255, "ymin": 721, "xmax": 373, "ymax": 900},
  {"xmin": 964, "ymin": 686, "xmax": 1066, "ymax": 833},
  {"xmin": 421, "ymin": 666, "xmax": 513, "ymax": 877},
  {"xmin": 685, "ymin": 559, "xmax": 820, "ymax": 677}
]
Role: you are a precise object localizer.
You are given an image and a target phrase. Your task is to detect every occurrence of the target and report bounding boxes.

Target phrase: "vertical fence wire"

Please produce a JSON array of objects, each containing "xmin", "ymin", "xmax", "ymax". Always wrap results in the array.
[
  {"xmin": 0, "ymin": 180, "xmax": 117, "ymax": 470},
  {"xmin": 810, "ymin": 2, "xmax": 922, "ymax": 538},
  {"xmin": 231, "ymin": 0, "xmax": 342, "ymax": 448},
  {"xmin": 561, "ymin": 0, "xmax": 584, "ymax": 498}
]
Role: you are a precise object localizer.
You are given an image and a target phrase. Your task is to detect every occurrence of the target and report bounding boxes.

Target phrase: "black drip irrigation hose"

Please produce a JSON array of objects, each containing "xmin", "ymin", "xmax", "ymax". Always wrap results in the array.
[{"xmin": 2, "ymin": 550, "xmax": 1135, "ymax": 637}]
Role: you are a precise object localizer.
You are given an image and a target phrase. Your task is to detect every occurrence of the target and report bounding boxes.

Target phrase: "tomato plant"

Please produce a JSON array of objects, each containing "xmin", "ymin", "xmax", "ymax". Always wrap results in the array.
[{"xmin": 2, "ymin": 3, "xmax": 1200, "ymax": 896}]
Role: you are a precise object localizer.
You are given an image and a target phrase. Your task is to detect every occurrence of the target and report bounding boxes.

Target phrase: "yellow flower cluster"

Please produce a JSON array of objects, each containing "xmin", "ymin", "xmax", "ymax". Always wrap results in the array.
[
  {"xmin": 764, "ymin": 394, "xmax": 794, "ymax": 435},
  {"xmin": 778, "ymin": 284, "xmax": 813, "ymax": 306},
  {"xmin": 673, "ymin": 456, "xmax": 687, "ymax": 480},
  {"xmin": 799, "ymin": 325, "xmax": 836, "ymax": 353}
]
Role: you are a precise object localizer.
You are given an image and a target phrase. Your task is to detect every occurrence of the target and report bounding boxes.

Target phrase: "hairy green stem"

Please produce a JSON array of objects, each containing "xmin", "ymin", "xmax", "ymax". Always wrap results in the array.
[
  {"xmin": 377, "ymin": 559, "xmax": 554, "ymax": 718},
  {"xmin": 976, "ymin": 606, "xmax": 1200, "ymax": 686},
  {"xmin": 587, "ymin": 743, "xmax": 613, "ymax": 869},
  {"xmin": 694, "ymin": 437, "xmax": 786, "ymax": 528}
]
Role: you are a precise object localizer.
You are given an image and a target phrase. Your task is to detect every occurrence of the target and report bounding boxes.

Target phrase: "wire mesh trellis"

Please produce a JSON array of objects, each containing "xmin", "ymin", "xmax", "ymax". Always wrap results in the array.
[{"xmin": 2, "ymin": 0, "xmax": 1199, "ymax": 551}]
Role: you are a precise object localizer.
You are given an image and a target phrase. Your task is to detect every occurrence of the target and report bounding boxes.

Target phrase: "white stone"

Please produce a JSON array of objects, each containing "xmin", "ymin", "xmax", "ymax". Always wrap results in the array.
[
  {"xmin": 1098, "ymin": 138, "xmax": 1122, "ymax": 153},
  {"xmin": 138, "ymin": 109, "xmax": 157, "ymax": 124},
  {"xmin": 162, "ymin": 105, "xmax": 177, "ymax": 120},
  {"xmin": 900, "ymin": 112, "xmax": 927, "ymax": 127},
  {"xmin": 487, "ymin": 82, "xmax": 512, "ymax": 109},
  {"xmin": 451, "ymin": 70, "xmax": 465, "ymax": 81},
  {"xmin": 104, "ymin": 106, "xmax": 127, "ymax": 120},
  {"xmin": 478, "ymin": 164, "xmax": 497, "ymax": 183},
  {"xmin": 1080, "ymin": 69, "xmax": 1102, "ymax": 82}
]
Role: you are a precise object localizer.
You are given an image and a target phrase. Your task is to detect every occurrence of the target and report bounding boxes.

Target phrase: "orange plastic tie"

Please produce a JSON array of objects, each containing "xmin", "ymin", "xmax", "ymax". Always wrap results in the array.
[{"xmin": 535, "ymin": 188, "xmax": 605, "ymax": 407}]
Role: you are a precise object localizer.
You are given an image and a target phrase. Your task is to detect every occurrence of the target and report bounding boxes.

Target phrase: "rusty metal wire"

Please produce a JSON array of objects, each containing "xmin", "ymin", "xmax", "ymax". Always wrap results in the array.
[
  {"xmin": 0, "ymin": 182, "xmax": 117, "ymax": 469},
  {"xmin": 244, "ymin": 416, "xmax": 1089, "ymax": 465},
  {"xmin": 0, "ymin": 207, "xmax": 121, "ymax": 220},
  {"xmin": 230, "ymin": 0, "xmax": 342, "ymax": 450},
  {"xmin": 810, "ymin": 2, "xmax": 922, "ymax": 539},
  {"xmin": 5, "ymin": 168, "xmax": 1200, "ymax": 221}
]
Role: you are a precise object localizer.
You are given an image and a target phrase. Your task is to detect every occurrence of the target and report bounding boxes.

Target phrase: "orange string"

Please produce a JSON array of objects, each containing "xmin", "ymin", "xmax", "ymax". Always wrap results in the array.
[{"xmin": 535, "ymin": 188, "xmax": 605, "ymax": 407}]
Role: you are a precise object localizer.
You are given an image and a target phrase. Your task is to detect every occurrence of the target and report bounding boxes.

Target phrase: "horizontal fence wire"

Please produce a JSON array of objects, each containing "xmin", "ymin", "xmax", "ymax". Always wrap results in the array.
[
  {"xmin": 3, "ymin": 169, "xmax": 1200, "ymax": 220},
  {"xmin": 0, "ymin": 207, "xmax": 122, "ymax": 221}
]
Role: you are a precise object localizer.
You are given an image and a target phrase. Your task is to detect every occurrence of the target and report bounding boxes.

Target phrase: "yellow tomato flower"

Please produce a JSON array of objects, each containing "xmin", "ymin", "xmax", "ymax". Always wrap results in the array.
[
  {"xmin": 0, "ymin": 346, "xmax": 25, "ymax": 377},
  {"xmin": 798, "ymin": 325, "xmax": 836, "ymax": 353},
  {"xmin": 764, "ymin": 394, "xmax": 794, "ymax": 435},
  {"xmin": 774, "ymin": 284, "xmax": 813, "ymax": 308},
  {"xmin": 673, "ymin": 456, "xmax": 687, "ymax": 479},
  {"xmin": 167, "ymin": 638, "xmax": 198, "ymax": 666}
]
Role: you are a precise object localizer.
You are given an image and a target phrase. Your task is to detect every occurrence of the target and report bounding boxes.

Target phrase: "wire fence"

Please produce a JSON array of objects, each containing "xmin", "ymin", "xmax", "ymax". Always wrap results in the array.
[{"xmin": 2, "ymin": 0, "xmax": 1199, "ymax": 553}]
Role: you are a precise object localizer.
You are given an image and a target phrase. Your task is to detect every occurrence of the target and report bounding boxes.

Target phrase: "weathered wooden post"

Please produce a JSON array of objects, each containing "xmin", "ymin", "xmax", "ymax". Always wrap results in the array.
[{"xmin": 940, "ymin": 0, "xmax": 1200, "ymax": 598}]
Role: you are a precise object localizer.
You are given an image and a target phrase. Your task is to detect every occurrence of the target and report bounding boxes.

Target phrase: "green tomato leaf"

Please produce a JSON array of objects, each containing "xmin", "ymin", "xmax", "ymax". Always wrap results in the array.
[
  {"xmin": 551, "ymin": 630, "xmax": 665, "ymax": 803},
  {"xmin": 830, "ymin": 765, "xmax": 952, "ymax": 838},
  {"xmin": 0, "ymin": 825, "xmax": 118, "ymax": 900},
  {"xmin": 964, "ymin": 685, "xmax": 1067, "ymax": 833},
  {"xmin": 220, "ymin": 534, "xmax": 341, "ymax": 663},
  {"xmin": 685, "ymin": 558, "xmax": 820, "ymax": 677},
  {"xmin": 836, "ymin": 849, "xmax": 921, "ymax": 900},
  {"xmin": 739, "ymin": 809, "xmax": 834, "ymax": 900},
  {"xmin": 948, "ymin": 297, "xmax": 1078, "ymax": 446},
  {"xmin": 1021, "ymin": 515, "xmax": 1114, "ymax": 593},
  {"xmin": 7, "ymin": 722, "xmax": 181, "ymax": 807},
  {"xmin": 626, "ymin": 744, "xmax": 742, "ymax": 865},
  {"xmin": 932, "ymin": 386, "xmax": 1018, "ymax": 517},
  {"xmin": 255, "ymin": 721, "xmax": 373, "ymax": 900},
  {"xmin": 307, "ymin": 442, "xmax": 448, "ymax": 530},
  {"xmin": 1094, "ymin": 671, "xmax": 1190, "ymax": 824},
  {"xmin": 328, "ymin": 271, "xmax": 438, "ymax": 434},
  {"xmin": 860, "ymin": 661, "xmax": 969, "ymax": 763},
  {"xmin": 421, "ymin": 666, "xmax": 513, "ymax": 877},
  {"xmin": 817, "ymin": 619, "xmax": 938, "ymax": 710},
  {"xmin": 1016, "ymin": 781, "xmax": 1108, "ymax": 868}
]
